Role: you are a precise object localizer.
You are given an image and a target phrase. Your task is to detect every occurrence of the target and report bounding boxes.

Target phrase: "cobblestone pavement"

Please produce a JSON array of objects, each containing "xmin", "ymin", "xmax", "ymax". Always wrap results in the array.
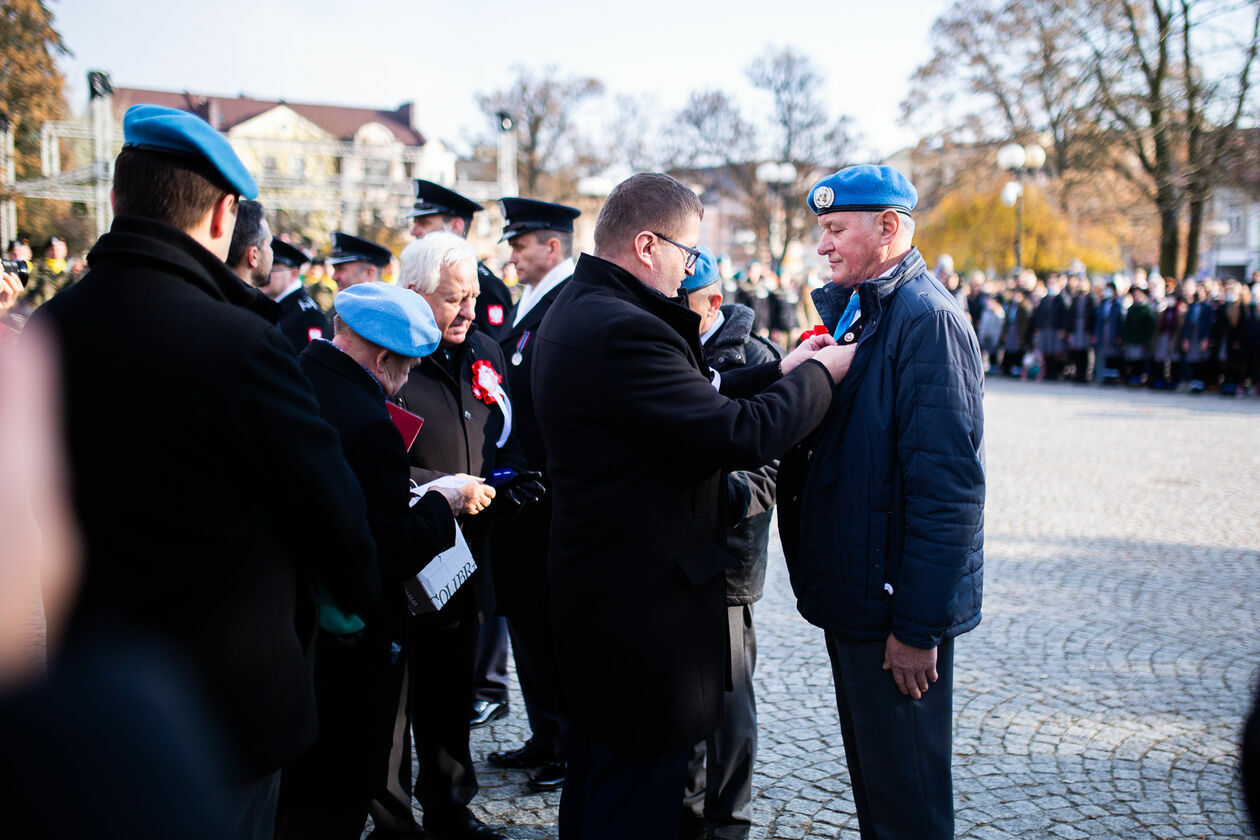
[{"xmin": 391, "ymin": 379, "xmax": 1260, "ymax": 839}]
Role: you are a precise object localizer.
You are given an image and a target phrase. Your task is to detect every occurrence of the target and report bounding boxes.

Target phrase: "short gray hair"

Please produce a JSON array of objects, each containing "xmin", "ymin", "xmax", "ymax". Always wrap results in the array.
[{"xmin": 399, "ymin": 231, "xmax": 477, "ymax": 294}]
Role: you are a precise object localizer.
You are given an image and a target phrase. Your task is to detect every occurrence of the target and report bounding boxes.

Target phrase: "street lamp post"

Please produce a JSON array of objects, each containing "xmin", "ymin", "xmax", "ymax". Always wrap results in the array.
[
  {"xmin": 756, "ymin": 161, "xmax": 797, "ymax": 275},
  {"xmin": 997, "ymin": 142, "xmax": 1046, "ymax": 273}
]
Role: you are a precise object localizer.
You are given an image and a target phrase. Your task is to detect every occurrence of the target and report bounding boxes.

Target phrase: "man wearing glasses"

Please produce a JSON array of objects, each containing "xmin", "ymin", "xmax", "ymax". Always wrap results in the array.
[{"xmin": 531, "ymin": 172, "xmax": 855, "ymax": 837}]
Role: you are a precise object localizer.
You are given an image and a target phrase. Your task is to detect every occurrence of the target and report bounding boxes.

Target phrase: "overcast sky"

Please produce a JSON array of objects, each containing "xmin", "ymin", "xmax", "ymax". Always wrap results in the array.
[{"xmin": 54, "ymin": 0, "xmax": 953, "ymax": 161}]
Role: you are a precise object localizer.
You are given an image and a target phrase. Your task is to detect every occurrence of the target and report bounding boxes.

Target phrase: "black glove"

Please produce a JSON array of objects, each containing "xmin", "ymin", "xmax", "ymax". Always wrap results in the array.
[
  {"xmin": 492, "ymin": 470, "xmax": 547, "ymax": 516},
  {"xmin": 502, "ymin": 470, "xmax": 546, "ymax": 507}
]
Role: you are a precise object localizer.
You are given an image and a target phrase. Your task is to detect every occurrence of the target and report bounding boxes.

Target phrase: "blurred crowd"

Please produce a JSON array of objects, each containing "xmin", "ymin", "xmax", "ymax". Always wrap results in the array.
[{"xmin": 936, "ymin": 264, "xmax": 1260, "ymax": 395}]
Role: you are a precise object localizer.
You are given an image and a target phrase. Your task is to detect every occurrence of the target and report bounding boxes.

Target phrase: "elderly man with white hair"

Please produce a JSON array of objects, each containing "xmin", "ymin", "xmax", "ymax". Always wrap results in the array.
[{"xmin": 374, "ymin": 232, "xmax": 539, "ymax": 840}]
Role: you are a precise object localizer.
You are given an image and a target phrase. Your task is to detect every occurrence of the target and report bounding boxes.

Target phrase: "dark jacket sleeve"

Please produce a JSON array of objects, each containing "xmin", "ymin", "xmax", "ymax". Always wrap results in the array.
[
  {"xmin": 343, "ymin": 417, "xmax": 456, "ymax": 587},
  {"xmin": 727, "ymin": 459, "xmax": 779, "ymax": 521},
  {"xmin": 601, "ymin": 316, "xmax": 833, "ymax": 474},
  {"xmin": 238, "ymin": 328, "xmax": 379, "ymax": 613},
  {"xmin": 892, "ymin": 308, "xmax": 986, "ymax": 649}
]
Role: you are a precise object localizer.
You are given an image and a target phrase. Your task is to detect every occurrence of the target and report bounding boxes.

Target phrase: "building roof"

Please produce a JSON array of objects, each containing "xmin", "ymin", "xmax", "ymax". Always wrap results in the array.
[{"xmin": 112, "ymin": 87, "xmax": 425, "ymax": 146}]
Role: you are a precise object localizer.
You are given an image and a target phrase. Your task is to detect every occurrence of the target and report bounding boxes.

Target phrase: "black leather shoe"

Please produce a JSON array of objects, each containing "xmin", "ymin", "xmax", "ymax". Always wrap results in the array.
[
  {"xmin": 469, "ymin": 699, "xmax": 508, "ymax": 729},
  {"xmin": 526, "ymin": 760, "xmax": 565, "ymax": 792},
  {"xmin": 424, "ymin": 813, "xmax": 502, "ymax": 840},
  {"xmin": 487, "ymin": 738, "xmax": 551, "ymax": 769}
]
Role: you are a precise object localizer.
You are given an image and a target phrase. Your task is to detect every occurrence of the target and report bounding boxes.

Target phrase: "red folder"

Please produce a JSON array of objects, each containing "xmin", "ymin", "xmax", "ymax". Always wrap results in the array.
[{"xmin": 386, "ymin": 402, "xmax": 425, "ymax": 450}]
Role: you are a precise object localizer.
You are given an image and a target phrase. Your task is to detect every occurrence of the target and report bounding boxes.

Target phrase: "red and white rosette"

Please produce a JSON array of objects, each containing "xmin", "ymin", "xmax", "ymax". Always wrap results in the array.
[{"xmin": 470, "ymin": 359, "xmax": 513, "ymax": 448}]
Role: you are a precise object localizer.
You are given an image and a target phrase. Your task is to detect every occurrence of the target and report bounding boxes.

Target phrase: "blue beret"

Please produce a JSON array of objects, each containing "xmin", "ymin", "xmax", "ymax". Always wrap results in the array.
[
  {"xmin": 680, "ymin": 247, "xmax": 720, "ymax": 293},
  {"xmin": 334, "ymin": 282, "xmax": 441, "ymax": 357},
  {"xmin": 807, "ymin": 165, "xmax": 917, "ymax": 216},
  {"xmin": 122, "ymin": 105, "xmax": 258, "ymax": 199}
]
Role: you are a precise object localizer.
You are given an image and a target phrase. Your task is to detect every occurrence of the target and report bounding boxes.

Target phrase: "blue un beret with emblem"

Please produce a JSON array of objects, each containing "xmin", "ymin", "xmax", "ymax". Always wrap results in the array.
[
  {"xmin": 122, "ymin": 105, "xmax": 258, "ymax": 199},
  {"xmin": 807, "ymin": 165, "xmax": 917, "ymax": 217},
  {"xmin": 334, "ymin": 282, "xmax": 441, "ymax": 358},
  {"xmin": 680, "ymin": 247, "xmax": 720, "ymax": 293}
]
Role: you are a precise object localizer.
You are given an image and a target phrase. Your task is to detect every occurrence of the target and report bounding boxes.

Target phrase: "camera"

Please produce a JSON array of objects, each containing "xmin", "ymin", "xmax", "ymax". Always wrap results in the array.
[{"xmin": 1, "ymin": 259, "xmax": 29, "ymax": 287}]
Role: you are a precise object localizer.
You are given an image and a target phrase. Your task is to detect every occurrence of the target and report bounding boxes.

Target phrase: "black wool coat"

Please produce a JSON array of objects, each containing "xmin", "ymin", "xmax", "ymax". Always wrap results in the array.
[
  {"xmin": 29, "ymin": 215, "xmax": 379, "ymax": 779},
  {"xmin": 490, "ymin": 277, "xmax": 569, "ymax": 617},
  {"xmin": 296, "ymin": 338, "xmax": 455, "ymax": 797},
  {"xmin": 531, "ymin": 253, "xmax": 835, "ymax": 754},
  {"xmin": 394, "ymin": 327, "xmax": 527, "ymax": 615}
]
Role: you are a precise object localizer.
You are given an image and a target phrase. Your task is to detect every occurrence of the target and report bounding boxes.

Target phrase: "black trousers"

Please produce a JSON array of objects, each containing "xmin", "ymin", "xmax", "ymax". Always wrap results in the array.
[
  {"xmin": 276, "ymin": 632, "xmax": 405, "ymax": 840},
  {"xmin": 506, "ymin": 600, "xmax": 563, "ymax": 757},
  {"xmin": 824, "ymin": 633, "xmax": 956, "ymax": 840},
  {"xmin": 408, "ymin": 593, "xmax": 481, "ymax": 827},
  {"xmin": 683, "ymin": 604, "xmax": 757, "ymax": 840},
  {"xmin": 473, "ymin": 615, "xmax": 510, "ymax": 704},
  {"xmin": 560, "ymin": 723, "xmax": 690, "ymax": 840}
]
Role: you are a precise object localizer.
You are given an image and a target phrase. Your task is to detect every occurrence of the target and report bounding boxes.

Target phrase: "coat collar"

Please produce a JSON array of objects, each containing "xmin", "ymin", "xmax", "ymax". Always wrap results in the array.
[
  {"xmin": 811, "ymin": 247, "xmax": 927, "ymax": 335},
  {"xmin": 510, "ymin": 279, "xmax": 568, "ymax": 334},
  {"xmin": 87, "ymin": 215, "xmax": 275, "ymax": 315},
  {"xmin": 572, "ymin": 253, "xmax": 704, "ymax": 368},
  {"xmin": 301, "ymin": 338, "xmax": 386, "ymax": 401}
]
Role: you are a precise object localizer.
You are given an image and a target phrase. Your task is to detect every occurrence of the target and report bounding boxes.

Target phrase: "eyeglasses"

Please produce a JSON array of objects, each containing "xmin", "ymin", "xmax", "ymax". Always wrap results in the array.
[{"xmin": 652, "ymin": 232, "xmax": 701, "ymax": 271}]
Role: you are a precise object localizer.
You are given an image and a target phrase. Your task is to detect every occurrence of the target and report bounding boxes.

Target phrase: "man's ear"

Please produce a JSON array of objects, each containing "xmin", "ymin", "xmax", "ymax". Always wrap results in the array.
[
  {"xmin": 449, "ymin": 217, "xmax": 467, "ymax": 237},
  {"xmin": 246, "ymin": 244, "xmax": 261, "ymax": 270},
  {"xmin": 632, "ymin": 231, "xmax": 655, "ymax": 270},
  {"xmin": 208, "ymin": 194, "xmax": 237, "ymax": 241},
  {"xmin": 708, "ymin": 290, "xmax": 724, "ymax": 313},
  {"xmin": 878, "ymin": 210, "xmax": 901, "ymax": 244}
]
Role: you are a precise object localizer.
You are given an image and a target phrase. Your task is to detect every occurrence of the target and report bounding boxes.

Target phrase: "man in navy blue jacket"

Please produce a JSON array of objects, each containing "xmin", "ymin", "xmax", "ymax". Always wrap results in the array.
[{"xmin": 778, "ymin": 165, "xmax": 986, "ymax": 840}]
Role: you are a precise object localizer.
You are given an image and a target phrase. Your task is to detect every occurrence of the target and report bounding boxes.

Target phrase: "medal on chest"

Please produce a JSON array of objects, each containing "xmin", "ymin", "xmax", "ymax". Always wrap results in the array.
[
  {"xmin": 511, "ymin": 330, "xmax": 532, "ymax": 366},
  {"xmin": 470, "ymin": 359, "xmax": 513, "ymax": 448}
]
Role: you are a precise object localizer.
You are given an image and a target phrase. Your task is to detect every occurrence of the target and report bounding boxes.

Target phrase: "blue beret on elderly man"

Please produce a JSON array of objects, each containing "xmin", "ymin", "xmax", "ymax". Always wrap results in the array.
[
  {"xmin": 334, "ymin": 281, "xmax": 442, "ymax": 357},
  {"xmin": 122, "ymin": 104, "xmax": 259, "ymax": 199},
  {"xmin": 807, "ymin": 164, "xmax": 918, "ymax": 217}
]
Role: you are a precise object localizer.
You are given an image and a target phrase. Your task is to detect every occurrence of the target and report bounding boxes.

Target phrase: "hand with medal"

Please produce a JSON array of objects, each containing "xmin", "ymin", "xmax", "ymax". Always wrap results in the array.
[
  {"xmin": 486, "ymin": 468, "xmax": 547, "ymax": 516},
  {"xmin": 780, "ymin": 331, "xmax": 856, "ymax": 385}
]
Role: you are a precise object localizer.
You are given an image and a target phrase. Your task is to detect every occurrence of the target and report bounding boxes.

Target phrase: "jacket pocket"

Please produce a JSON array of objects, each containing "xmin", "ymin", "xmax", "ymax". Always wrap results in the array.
[{"xmin": 866, "ymin": 510, "xmax": 893, "ymax": 599}]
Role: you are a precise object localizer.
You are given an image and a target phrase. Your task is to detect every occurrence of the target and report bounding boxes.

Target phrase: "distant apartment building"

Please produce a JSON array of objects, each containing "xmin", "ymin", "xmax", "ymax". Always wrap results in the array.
[{"xmin": 111, "ymin": 87, "xmax": 462, "ymax": 241}]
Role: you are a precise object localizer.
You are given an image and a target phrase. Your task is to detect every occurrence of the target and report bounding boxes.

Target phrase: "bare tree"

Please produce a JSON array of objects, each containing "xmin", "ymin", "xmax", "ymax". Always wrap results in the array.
[
  {"xmin": 749, "ymin": 48, "xmax": 860, "ymax": 271},
  {"xmin": 1081, "ymin": 0, "xmax": 1259, "ymax": 275},
  {"xmin": 476, "ymin": 66, "xmax": 605, "ymax": 200},
  {"xmin": 665, "ymin": 48, "xmax": 858, "ymax": 273},
  {"xmin": 907, "ymin": 0, "xmax": 1260, "ymax": 276}
]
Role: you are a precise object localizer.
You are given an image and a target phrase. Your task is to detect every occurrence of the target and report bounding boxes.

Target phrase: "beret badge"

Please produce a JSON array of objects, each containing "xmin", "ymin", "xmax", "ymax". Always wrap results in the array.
[{"xmin": 813, "ymin": 186, "xmax": 834, "ymax": 210}]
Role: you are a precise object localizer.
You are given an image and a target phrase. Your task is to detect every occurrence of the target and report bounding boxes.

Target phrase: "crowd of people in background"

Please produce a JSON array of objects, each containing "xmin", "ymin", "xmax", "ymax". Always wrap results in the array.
[
  {"xmin": 937, "ymin": 265, "xmax": 1260, "ymax": 396},
  {"xmin": 6, "ymin": 229, "xmax": 1260, "ymax": 402}
]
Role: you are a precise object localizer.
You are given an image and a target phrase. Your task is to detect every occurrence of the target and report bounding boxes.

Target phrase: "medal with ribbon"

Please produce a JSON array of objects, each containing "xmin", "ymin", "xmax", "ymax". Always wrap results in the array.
[
  {"xmin": 511, "ymin": 330, "xmax": 532, "ymax": 366},
  {"xmin": 470, "ymin": 359, "xmax": 513, "ymax": 448}
]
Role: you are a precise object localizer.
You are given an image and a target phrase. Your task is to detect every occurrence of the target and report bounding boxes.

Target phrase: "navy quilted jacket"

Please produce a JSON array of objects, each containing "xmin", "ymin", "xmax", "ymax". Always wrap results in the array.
[{"xmin": 778, "ymin": 248, "xmax": 985, "ymax": 649}]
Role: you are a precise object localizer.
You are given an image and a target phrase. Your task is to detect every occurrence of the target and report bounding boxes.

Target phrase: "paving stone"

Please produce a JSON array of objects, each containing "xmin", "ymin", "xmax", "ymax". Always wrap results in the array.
[{"xmin": 365, "ymin": 379, "xmax": 1260, "ymax": 839}]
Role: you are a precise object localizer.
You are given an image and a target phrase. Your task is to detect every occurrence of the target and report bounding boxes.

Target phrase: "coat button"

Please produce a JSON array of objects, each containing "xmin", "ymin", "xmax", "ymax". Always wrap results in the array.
[
  {"xmin": 464, "ymin": 410, "xmax": 472, "ymax": 421},
  {"xmin": 791, "ymin": 495, "xmax": 800, "ymax": 503}
]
